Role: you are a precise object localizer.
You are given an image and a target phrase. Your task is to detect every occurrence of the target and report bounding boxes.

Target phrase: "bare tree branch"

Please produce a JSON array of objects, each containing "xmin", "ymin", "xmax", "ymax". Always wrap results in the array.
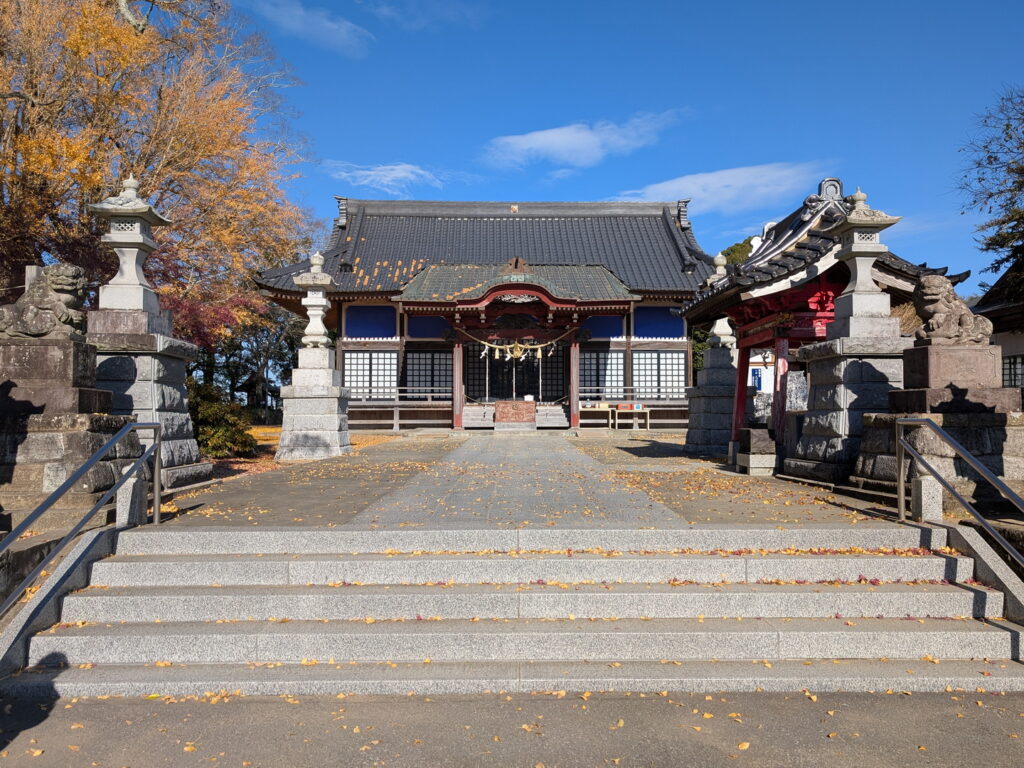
[{"xmin": 116, "ymin": 0, "xmax": 155, "ymax": 33}]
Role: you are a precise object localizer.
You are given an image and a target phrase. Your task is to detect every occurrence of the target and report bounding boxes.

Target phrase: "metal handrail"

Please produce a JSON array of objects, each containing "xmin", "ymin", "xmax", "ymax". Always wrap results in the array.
[
  {"xmin": 0, "ymin": 422, "xmax": 162, "ymax": 619},
  {"xmin": 895, "ymin": 417, "xmax": 1024, "ymax": 569}
]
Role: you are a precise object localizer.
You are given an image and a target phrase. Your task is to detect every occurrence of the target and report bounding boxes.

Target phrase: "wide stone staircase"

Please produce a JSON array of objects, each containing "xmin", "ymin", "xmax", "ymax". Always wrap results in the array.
[{"xmin": 3, "ymin": 524, "xmax": 1024, "ymax": 696}]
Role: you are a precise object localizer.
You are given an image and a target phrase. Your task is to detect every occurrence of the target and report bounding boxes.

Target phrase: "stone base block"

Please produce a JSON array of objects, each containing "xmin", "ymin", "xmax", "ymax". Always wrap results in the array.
[
  {"xmin": 92, "ymin": 343, "xmax": 210, "ymax": 485},
  {"xmin": 161, "ymin": 461, "xmax": 215, "ymax": 490},
  {"xmin": 0, "ymin": 337, "xmax": 98, "ymax": 389},
  {"xmin": 739, "ymin": 428, "xmax": 774, "ymax": 454},
  {"xmin": 275, "ymin": 378, "xmax": 351, "ymax": 460},
  {"xmin": 275, "ymin": 431, "xmax": 351, "ymax": 461},
  {"xmin": 88, "ymin": 308, "xmax": 172, "ymax": 338},
  {"xmin": 494, "ymin": 422, "xmax": 537, "ymax": 431},
  {"xmin": 782, "ymin": 457, "xmax": 851, "ymax": 485},
  {"xmin": 0, "ymin": 385, "xmax": 111, "ymax": 417},
  {"xmin": 737, "ymin": 452, "xmax": 775, "ymax": 476},
  {"xmin": 281, "ymin": 413, "xmax": 349, "ymax": 432},
  {"xmin": 903, "ymin": 344, "xmax": 1002, "ymax": 390},
  {"xmin": 889, "ymin": 387, "xmax": 1022, "ymax": 414},
  {"xmin": 702, "ymin": 347, "xmax": 737, "ymax": 368},
  {"xmin": 289, "ymin": 368, "xmax": 344, "ymax": 388}
]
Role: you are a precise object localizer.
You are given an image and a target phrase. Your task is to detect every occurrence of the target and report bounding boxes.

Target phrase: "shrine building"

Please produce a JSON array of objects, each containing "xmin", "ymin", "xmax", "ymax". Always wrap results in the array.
[
  {"xmin": 257, "ymin": 199, "xmax": 714, "ymax": 430},
  {"xmin": 683, "ymin": 178, "xmax": 964, "ymax": 456}
]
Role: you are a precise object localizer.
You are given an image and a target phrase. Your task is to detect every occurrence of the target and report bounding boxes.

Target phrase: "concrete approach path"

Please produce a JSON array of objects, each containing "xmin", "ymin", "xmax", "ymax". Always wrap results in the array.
[
  {"xmin": 163, "ymin": 432, "xmax": 891, "ymax": 529},
  {"xmin": 3, "ymin": 689, "xmax": 1023, "ymax": 767}
]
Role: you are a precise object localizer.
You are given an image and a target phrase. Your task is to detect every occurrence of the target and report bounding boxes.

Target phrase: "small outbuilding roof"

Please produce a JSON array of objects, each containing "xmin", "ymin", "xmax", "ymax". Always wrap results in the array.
[{"xmin": 684, "ymin": 178, "xmax": 965, "ymax": 324}]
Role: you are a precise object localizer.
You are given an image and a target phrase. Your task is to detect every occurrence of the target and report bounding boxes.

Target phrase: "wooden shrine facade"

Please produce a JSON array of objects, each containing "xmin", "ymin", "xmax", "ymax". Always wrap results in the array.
[
  {"xmin": 257, "ymin": 199, "xmax": 715, "ymax": 430},
  {"xmin": 724, "ymin": 272, "xmax": 844, "ymax": 440}
]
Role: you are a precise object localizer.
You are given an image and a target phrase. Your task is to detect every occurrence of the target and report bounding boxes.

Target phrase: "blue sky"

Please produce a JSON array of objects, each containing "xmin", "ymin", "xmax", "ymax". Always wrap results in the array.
[{"xmin": 237, "ymin": 0, "xmax": 1023, "ymax": 295}]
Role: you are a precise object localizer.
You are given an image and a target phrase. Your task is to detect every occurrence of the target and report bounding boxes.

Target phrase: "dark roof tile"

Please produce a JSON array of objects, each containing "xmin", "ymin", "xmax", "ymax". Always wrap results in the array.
[{"xmin": 257, "ymin": 199, "xmax": 713, "ymax": 296}]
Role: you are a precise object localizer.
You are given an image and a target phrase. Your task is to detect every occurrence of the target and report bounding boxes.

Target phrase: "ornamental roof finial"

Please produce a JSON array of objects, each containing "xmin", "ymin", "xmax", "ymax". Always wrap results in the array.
[{"xmin": 122, "ymin": 174, "xmax": 140, "ymax": 199}]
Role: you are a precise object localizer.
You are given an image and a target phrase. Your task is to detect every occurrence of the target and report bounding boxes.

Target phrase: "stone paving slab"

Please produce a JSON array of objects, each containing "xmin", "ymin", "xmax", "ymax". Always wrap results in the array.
[
  {"xmin": 7, "ymin": 658, "xmax": 1024, "ymax": 699},
  {"xmin": 56, "ymin": 582, "xmax": 1005, "ymax": 622},
  {"xmin": 116, "ymin": 524, "xmax": 948, "ymax": 554},
  {"xmin": 157, "ymin": 433, "xmax": 913, "ymax": 532},
  {"xmin": 28, "ymin": 617, "xmax": 1020, "ymax": 666},
  {"xmin": 352, "ymin": 435, "xmax": 685, "ymax": 529},
  {"xmin": 163, "ymin": 436, "xmax": 466, "ymax": 527},
  {"xmin": 88, "ymin": 551, "xmax": 974, "ymax": 587}
]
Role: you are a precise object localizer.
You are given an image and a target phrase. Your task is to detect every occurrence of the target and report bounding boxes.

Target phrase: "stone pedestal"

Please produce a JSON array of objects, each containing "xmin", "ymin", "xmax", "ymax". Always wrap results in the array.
[
  {"xmin": 0, "ymin": 337, "xmax": 141, "ymax": 531},
  {"xmin": 88, "ymin": 309, "xmax": 212, "ymax": 489},
  {"xmin": 0, "ymin": 338, "xmax": 111, "ymax": 416},
  {"xmin": 275, "ymin": 348, "xmax": 351, "ymax": 461},
  {"xmin": 889, "ymin": 344, "xmax": 1021, "ymax": 414},
  {"xmin": 684, "ymin": 345, "xmax": 737, "ymax": 457},
  {"xmin": 784, "ymin": 336, "xmax": 911, "ymax": 483}
]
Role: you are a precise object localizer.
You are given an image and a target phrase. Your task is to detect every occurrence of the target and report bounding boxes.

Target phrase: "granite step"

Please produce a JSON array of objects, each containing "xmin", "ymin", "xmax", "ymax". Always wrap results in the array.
[
  {"xmin": 115, "ymin": 524, "xmax": 948, "ymax": 555},
  {"xmin": 28, "ymin": 617, "xmax": 1021, "ymax": 666},
  {"xmin": 6, "ymin": 657, "xmax": 1024, "ymax": 698},
  {"xmin": 88, "ymin": 552, "xmax": 974, "ymax": 587},
  {"xmin": 57, "ymin": 582, "xmax": 1003, "ymax": 623}
]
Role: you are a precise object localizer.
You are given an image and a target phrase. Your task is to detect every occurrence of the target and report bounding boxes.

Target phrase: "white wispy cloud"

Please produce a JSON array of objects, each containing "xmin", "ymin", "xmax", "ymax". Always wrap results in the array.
[
  {"xmin": 484, "ymin": 112, "xmax": 679, "ymax": 169},
  {"xmin": 617, "ymin": 162, "xmax": 824, "ymax": 214},
  {"xmin": 359, "ymin": 0, "xmax": 483, "ymax": 30},
  {"xmin": 247, "ymin": 0, "xmax": 374, "ymax": 57},
  {"xmin": 324, "ymin": 161, "xmax": 445, "ymax": 196}
]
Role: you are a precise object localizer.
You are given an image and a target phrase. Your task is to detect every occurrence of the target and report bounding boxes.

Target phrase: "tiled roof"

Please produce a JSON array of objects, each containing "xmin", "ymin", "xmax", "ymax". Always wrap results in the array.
[
  {"xmin": 394, "ymin": 264, "xmax": 639, "ymax": 303},
  {"xmin": 257, "ymin": 200, "xmax": 713, "ymax": 296},
  {"xmin": 684, "ymin": 178, "xmax": 962, "ymax": 321},
  {"xmin": 974, "ymin": 257, "xmax": 1023, "ymax": 315}
]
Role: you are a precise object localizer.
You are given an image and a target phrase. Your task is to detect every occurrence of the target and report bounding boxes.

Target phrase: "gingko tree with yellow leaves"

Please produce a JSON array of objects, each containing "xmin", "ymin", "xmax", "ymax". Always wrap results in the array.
[{"xmin": 0, "ymin": 0, "xmax": 316, "ymax": 348}]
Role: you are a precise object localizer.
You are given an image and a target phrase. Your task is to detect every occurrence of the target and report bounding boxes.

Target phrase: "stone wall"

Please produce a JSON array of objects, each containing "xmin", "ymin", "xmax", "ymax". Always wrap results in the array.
[{"xmin": 853, "ymin": 412, "xmax": 1024, "ymax": 508}]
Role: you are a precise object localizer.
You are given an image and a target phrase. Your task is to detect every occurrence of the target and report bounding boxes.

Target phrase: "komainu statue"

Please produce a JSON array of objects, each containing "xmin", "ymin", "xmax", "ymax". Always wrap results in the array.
[
  {"xmin": 912, "ymin": 274, "xmax": 993, "ymax": 345},
  {"xmin": 0, "ymin": 263, "xmax": 87, "ymax": 339}
]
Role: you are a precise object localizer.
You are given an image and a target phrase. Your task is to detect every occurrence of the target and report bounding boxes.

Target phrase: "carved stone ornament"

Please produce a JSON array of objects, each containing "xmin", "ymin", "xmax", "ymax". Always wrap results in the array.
[
  {"xmin": 913, "ymin": 274, "xmax": 993, "ymax": 345},
  {"xmin": 0, "ymin": 263, "xmax": 88, "ymax": 340},
  {"xmin": 496, "ymin": 293, "xmax": 537, "ymax": 304}
]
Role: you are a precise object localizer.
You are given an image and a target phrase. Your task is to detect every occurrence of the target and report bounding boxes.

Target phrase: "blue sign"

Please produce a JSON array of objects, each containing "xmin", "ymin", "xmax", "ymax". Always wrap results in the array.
[{"xmin": 751, "ymin": 368, "xmax": 763, "ymax": 391}]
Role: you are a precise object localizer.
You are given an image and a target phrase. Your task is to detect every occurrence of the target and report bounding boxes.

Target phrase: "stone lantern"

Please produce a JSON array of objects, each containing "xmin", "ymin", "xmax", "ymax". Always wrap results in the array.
[
  {"xmin": 87, "ymin": 177, "xmax": 211, "ymax": 489},
  {"xmin": 275, "ymin": 252, "xmax": 352, "ymax": 461},
  {"xmin": 683, "ymin": 316, "xmax": 741, "ymax": 458},
  {"xmin": 827, "ymin": 189, "xmax": 902, "ymax": 341},
  {"xmin": 296, "ymin": 252, "xmax": 334, "ymax": 349},
  {"xmin": 89, "ymin": 175, "xmax": 170, "ymax": 317},
  {"xmin": 786, "ymin": 187, "xmax": 912, "ymax": 484}
]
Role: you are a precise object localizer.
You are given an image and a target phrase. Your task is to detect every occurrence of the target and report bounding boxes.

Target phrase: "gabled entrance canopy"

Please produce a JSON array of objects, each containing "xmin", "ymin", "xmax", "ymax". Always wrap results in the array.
[{"xmin": 685, "ymin": 178, "xmax": 965, "ymax": 443}]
